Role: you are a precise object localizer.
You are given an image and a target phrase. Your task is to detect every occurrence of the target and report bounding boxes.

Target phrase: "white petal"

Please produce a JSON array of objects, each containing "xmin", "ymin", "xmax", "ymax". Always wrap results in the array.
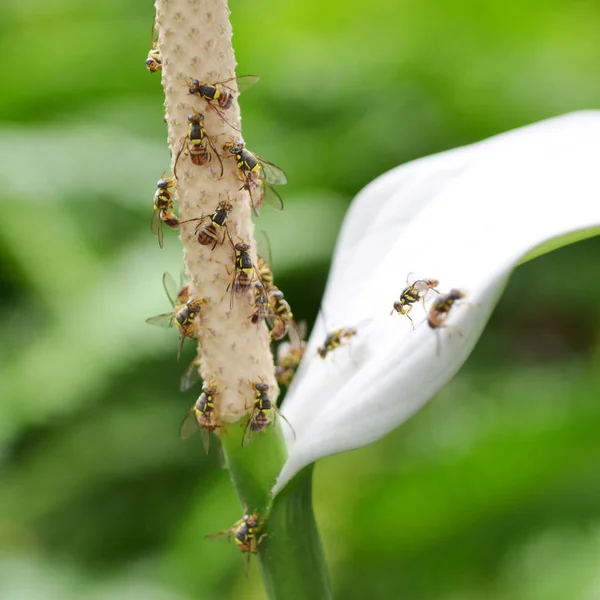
[{"xmin": 274, "ymin": 111, "xmax": 600, "ymax": 494}]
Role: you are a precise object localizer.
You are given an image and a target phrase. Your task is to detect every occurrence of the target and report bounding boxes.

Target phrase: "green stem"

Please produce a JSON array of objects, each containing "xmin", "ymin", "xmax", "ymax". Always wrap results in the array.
[{"xmin": 220, "ymin": 423, "xmax": 331, "ymax": 600}]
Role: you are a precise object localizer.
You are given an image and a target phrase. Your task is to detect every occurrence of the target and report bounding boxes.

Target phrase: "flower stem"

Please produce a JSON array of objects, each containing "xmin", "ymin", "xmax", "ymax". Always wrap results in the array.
[
  {"xmin": 260, "ymin": 465, "xmax": 331, "ymax": 600},
  {"xmin": 220, "ymin": 424, "xmax": 331, "ymax": 600}
]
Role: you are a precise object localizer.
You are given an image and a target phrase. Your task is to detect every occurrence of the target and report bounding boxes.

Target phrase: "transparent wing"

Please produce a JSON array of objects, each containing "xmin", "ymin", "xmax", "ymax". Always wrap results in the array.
[
  {"xmin": 215, "ymin": 440, "xmax": 227, "ymax": 469},
  {"xmin": 162, "ymin": 272, "xmax": 179, "ymax": 307},
  {"xmin": 262, "ymin": 184, "xmax": 284, "ymax": 211},
  {"xmin": 241, "ymin": 412, "xmax": 259, "ymax": 447},
  {"xmin": 246, "ymin": 181, "xmax": 264, "ymax": 217},
  {"xmin": 151, "ymin": 210, "xmax": 164, "ymax": 249},
  {"xmin": 295, "ymin": 320, "xmax": 308, "ymax": 343},
  {"xmin": 200, "ymin": 429, "xmax": 211, "ymax": 455},
  {"xmin": 206, "ymin": 529, "xmax": 233, "ymax": 542},
  {"xmin": 256, "ymin": 230, "xmax": 273, "ymax": 268},
  {"xmin": 234, "ymin": 75, "xmax": 260, "ymax": 94},
  {"xmin": 206, "ymin": 135, "xmax": 224, "ymax": 177},
  {"xmin": 180, "ymin": 358, "xmax": 202, "ymax": 392},
  {"xmin": 275, "ymin": 408, "xmax": 296, "ymax": 440},
  {"xmin": 287, "ymin": 319, "xmax": 302, "ymax": 348},
  {"xmin": 176, "ymin": 333, "xmax": 187, "ymax": 361},
  {"xmin": 179, "ymin": 408, "xmax": 199, "ymax": 440},
  {"xmin": 256, "ymin": 157, "xmax": 287, "ymax": 185},
  {"xmin": 145, "ymin": 312, "xmax": 175, "ymax": 328}
]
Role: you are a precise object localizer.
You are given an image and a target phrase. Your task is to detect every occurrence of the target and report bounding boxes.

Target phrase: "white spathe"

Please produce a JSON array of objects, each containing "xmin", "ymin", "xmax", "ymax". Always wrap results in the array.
[{"xmin": 274, "ymin": 111, "xmax": 600, "ymax": 495}]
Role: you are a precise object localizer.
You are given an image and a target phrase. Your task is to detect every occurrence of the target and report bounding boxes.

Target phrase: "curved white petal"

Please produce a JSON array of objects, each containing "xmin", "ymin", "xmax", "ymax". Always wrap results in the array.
[{"xmin": 274, "ymin": 111, "xmax": 600, "ymax": 494}]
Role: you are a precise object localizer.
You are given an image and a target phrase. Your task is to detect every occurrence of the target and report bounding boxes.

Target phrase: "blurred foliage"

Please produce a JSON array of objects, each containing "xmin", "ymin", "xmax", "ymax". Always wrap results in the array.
[{"xmin": 1, "ymin": 0, "xmax": 600, "ymax": 598}]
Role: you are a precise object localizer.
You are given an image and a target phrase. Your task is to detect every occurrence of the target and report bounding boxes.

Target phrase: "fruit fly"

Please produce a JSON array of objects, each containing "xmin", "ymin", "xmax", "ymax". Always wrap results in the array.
[
  {"xmin": 151, "ymin": 174, "xmax": 179, "ymax": 248},
  {"xmin": 269, "ymin": 289, "xmax": 300, "ymax": 345},
  {"xmin": 222, "ymin": 140, "xmax": 286, "ymax": 216},
  {"xmin": 180, "ymin": 354, "xmax": 202, "ymax": 392},
  {"xmin": 250, "ymin": 282, "xmax": 270, "ymax": 327},
  {"xmin": 180, "ymin": 198, "xmax": 233, "ymax": 248},
  {"xmin": 180, "ymin": 380, "xmax": 218, "ymax": 453},
  {"xmin": 428, "ymin": 288, "xmax": 468, "ymax": 355},
  {"xmin": 390, "ymin": 277, "xmax": 440, "ymax": 327},
  {"xmin": 146, "ymin": 21, "xmax": 162, "ymax": 72},
  {"xmin": 175, "ymin": 111, "xmax": 223, "ymax": 178},
  {"xmin": 242, "ymin": 381, "xmax": 294, "ymax": 446},
  {"xmin": 226, "ymin": 237, "xmax": 262, "ymax": 309},
  {"xmin": 317, "ymin": 328, "xmax": 357, "ymax": 359},
  {"xmin": 146, "ymin": 297, "xmax": 207, "ymax": 359},
  {"xmin": 207, "ymin": 508, "xmax": 266, "ymax": 573},
  {"xmin": 256, "ymin": 255, "xmax": 274, "ymax": 291},
  {"xmin": 275, "ymin": 340, "xmax": 307, "ymax": 388},
  {"xmin": 187, "ymin": 75, "xmax": 260, "ymax": 130},
  {"xmin": 146, "ymin": 41, "xmax": 162, "ymax": 72},
  {"xmin": 427, "ymin": 288, "xmax": 467, "ymax": 330},
  {"xmin": 146, "ymin": 272, "xmax": 207, "ymax": 358}
]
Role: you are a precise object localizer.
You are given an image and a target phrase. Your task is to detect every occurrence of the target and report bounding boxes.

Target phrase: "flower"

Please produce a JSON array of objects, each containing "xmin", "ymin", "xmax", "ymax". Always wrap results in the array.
[{"xmin": 274, "ymin": 111, "xmax": 600, "ymax": 494}]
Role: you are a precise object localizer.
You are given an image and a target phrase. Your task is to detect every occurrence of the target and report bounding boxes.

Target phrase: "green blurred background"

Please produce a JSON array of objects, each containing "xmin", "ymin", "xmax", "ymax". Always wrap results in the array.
[{"xmin": 2, "ymin": 0, "xmax": 600, "ymax": 598}]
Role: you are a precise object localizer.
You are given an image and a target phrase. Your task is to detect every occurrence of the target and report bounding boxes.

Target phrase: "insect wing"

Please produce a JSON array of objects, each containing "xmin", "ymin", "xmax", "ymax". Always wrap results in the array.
[
  {"xmin": 233, "ymin": 75, "xmax": 260, "ymax": 94},
  {"xmin": 295, "ymin": 320, "xmax": 308, "ymax": 344},
  {"xmin": 200, "ymin": 428, "xmax": 211, "ymax": 455},
  {"xmin": 176, "ymin": 333, "xmax": 187, "ymax": 361},
  {"xmin": 241, "ymin": 411, "xmax": 259, "ymax": 447},
  {"xmin": 286, "ymin": 319, "xmax": 302, "ymax": 349},
  {"xmin": 151, "ymin": 209, "xmax": 164, "ymax": 248},
  {"xmin": 145, "ymin": 312, "xmax": 175, "ymax": 328},
  {"xmin": 150, "ymin": 19, "xmax": 159, "ymax": 44},
  {"xmin": 180, "ymin": 359, "xmax": 201, "ymax": 392},
  {"xmin": 257, "ymin": 230, "xmax": 274, "ymax": 270},
  {"xmin": 275, "ymin": 408, "xmax": 296, "ymax": 440},
  {"xmin": 206, "ymin": 528, "xmax": 234, "ymax": 543},
  {"xmin": 256, "ymin": 156, "xmax": 287, "ymax": 185},
  {"xmin": 162, "ymin": 272, "xmax": 180, "ymax": 307},
  {"xmin": 179, "ymin": 407, "xmax": 200, "ymax": 440},
  {"xmin": 263, "ymin": 184, "xmax": 284, "ymax": 211},
  {"xmin": 206, "ymin": 135, "xmax": 224, "ymax": 177},
  {"xmin": 246, "ymin": 182, "xmax": 264, "ymax": 217}
]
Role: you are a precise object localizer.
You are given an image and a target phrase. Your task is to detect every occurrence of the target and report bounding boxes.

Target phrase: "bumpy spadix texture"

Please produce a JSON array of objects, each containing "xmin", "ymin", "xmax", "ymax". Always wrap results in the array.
[
  {"xmin": 274, "ymin": 111, "xmax": 600, "ymax": 494},
  {"xmin": 156, "ymin": 0, "xmax": 277, "ymax": 421}
]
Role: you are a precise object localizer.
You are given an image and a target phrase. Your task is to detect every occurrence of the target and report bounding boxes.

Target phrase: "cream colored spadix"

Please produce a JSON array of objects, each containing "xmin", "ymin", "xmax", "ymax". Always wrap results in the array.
[{"xmin": 274, "ymin": 111, "xmax": 600, "ymax": 495}]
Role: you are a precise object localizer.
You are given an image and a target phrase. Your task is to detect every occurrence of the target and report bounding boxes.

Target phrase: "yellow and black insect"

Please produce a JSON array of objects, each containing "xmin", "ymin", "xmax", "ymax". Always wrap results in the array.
[
  {"xmin": 180, "ymin": 198, "xmax": 233, "ymax": 248},
  {"xmin": 146, "ymin": 21, "xmax": 162, "ymax": 72},
  {"xmin": 242, "ymin": 381, "xmax": 295, "ymax": 446},
  {"xmin": 175, "ymin": 111, "xmax": 223, "ymax": 178},
  {"xmin": 180, "ymin": 380, "xmax": 219, "ymax": 452},
  {"xmin": 250, "ymin": 282, "xmax": 271, "ymax": 328},
  {"xmin": 232, "ymin": 242, "xmax": 254, "ymax": 295},
  {"xmin": 187, "ymin": 75, "xmax": 259, "ymax": 130},
  {"xmin": 146, "ymin": 41, "xmax": 162, "ymax": 72},
  {"xmin": 269, "ymin": 289, "xmax": 300, "ymax": 344},
  {"xmin": 256, "ymin": 255, "xmax": 274, "ymax": 291},
  {"xmin": 207, "ymin": 509, "xmax": 266, "ymax": 573},
  {"xmin": 222, "ymin": 140, "xmax": 286, "ymax": 216},
  {"xmin": 275, "ymin": 340, "xmax": 306, "ymax": 388},
  {"xmin": 226, "ymin": 237, "xmax": 263, "ymax": 309},
  {"xmin": 151, "ymin": 174, "xmax": 179, "ymax": 248},
  {"xmin": 427, "ymin": 288, "xmax": 468, "ymax": 355},
  {"xmin": 390, "ymin": 277, "xmax": 440, "ymax": 326},
  {"xmin": 317, "ymin": 328, "xmax": 357, "ymax": 359},
  {"xmin": 180, "ymin": 354, "xmax": 202, "ymax": 392},
  {"xmin": 427, "ymin": 288, "xmax": 466, "ymax": 330},
  {"xmin": 146, "ymin": 273, "xmax": 207, "ymax": 358}
]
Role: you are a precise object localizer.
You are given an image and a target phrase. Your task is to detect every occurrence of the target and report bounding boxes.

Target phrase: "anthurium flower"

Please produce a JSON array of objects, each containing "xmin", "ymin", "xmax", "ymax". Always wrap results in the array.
[{"xmin": 274, "ymin": 111, "xmax": 600, "ymax": 494}]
